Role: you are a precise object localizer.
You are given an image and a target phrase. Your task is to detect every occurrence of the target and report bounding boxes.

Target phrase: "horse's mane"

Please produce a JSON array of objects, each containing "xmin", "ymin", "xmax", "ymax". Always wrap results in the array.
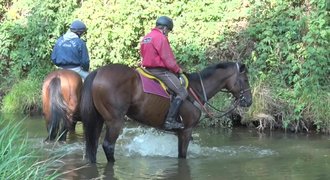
[{"xmin": 187, "ymin": 62, "xmax": 235, "ymax": 81}]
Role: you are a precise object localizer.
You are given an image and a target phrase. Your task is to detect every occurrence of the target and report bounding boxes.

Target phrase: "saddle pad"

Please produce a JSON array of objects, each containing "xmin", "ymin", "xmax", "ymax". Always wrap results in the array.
[{"xmin": 138, "ymin": 73, "xmax": 170, "ymax": 99}]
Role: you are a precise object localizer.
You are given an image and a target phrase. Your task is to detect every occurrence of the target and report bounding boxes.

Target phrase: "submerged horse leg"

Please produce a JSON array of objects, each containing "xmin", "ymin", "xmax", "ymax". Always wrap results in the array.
[
  {"xmin": 103, "ymin": 119, "xmax": 124, "ymax": 162},
  {"xmin": 177, "ymin": 129, "xmax": 193, "ymax": 158},
  {"xmin": 58, "ymin": 127, "xmax": 68, "ymax": 141},
  {"xmin": 177, "ymin": 102, "xmax": 200, "ymax": 158}
]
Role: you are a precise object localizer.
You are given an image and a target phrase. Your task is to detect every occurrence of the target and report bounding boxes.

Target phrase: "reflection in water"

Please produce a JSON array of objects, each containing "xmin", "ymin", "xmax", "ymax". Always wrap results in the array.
[
  {"xmin": 167, "ymin": 160, "xmax": 192, "ymax": 180},
  {"xmin": 55, "ymin": 159, "xmax": 193, "ymax": 180},
  {"xmin": 58, "ymin": 163, "xmax": 116, "ymax": 180},
  {"xmin": 9, "ymin": 116, "xmax": 330, "ymax": 180}
]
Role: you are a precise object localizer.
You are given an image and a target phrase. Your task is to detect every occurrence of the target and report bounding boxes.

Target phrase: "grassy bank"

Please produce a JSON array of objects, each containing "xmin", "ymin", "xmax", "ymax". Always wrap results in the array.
[{"xmin": 0, "ymin": 118, "xmax": 58, "ymax": 179}]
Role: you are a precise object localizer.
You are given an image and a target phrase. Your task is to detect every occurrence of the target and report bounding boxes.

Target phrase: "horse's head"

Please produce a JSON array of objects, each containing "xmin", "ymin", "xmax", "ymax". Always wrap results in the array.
[{"xmin": 226, "ymin": 63, "xmax": 252, "ymax": 107}]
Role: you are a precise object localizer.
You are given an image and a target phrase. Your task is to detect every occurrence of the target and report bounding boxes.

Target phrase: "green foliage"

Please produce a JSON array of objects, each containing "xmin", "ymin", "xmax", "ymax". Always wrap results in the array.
[
  {"xmin": 1, "ymin": 77, "xmax": 41, "ymax": 114},
  {"xmin": 0, "ymin": 0, "xmax": 78, "ymax": 79},
  {"xmin": 312, "ymin": 91, "xmax": 330, "ymax": 132},
  {"xmin": 72, "ymin": 0, "xmax": 249, "ymax": 69},
  {"xmin": 245, "ymin": 0, "xmax": 329, "ymax": 131},
  {"xmin": 0, "ymin": 0, "xmax": 11, "ymax": 20},
  {"xmin": 72, "ymin": 0, "xmax": 143, "ymax": 67},
  {"xmin": 0, "ymin": 0, "xmax": 77, "ymax": 112},
  {"xmin": 0, "ymin": 21, "xmax": 16, "ymax": 77},
  {"xmin": 245, "ymin": 80, "xmax": 276, "ymax": 119}
]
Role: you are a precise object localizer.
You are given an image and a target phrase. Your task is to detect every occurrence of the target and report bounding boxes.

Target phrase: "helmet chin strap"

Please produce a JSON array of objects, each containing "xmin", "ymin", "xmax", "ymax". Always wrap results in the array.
[
  {"xmin": 73, "ymin": 31, "xmax": 83, "ymax": 38},
  {"xmin": 162, "ymin": 27, "xmax": 169, "ymax": 36}
]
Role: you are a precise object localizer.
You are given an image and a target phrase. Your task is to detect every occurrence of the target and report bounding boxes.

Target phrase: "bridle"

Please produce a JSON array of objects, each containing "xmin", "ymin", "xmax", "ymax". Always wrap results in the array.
[{"xmin": 192, "ymin": 63, "xmax": 250, "ymax": 118}]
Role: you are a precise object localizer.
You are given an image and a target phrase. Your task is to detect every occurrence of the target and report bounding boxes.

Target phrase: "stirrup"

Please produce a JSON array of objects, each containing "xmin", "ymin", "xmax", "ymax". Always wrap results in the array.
[{"xmin": 163, "ymin": 120, "xmax": 184, "ymax": 130}]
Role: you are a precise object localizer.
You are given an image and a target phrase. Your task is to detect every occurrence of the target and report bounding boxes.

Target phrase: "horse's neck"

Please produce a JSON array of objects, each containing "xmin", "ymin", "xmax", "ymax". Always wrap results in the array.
[{"xmin": 189, "ymin": 68, "xmax": 232, "ymax": 101}]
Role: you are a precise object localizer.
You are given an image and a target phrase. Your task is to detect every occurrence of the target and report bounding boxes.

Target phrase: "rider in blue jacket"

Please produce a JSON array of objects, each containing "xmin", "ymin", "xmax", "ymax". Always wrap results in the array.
[{"xmin": 51, "ymin": 20, "xmax": 90, "ymax": 79}]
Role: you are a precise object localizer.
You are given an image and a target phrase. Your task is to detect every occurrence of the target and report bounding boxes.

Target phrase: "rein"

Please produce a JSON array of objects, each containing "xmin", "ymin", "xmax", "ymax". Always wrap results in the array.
[
  {"xmin": 205, "ymin": 99, "xmax": 239, "ymax": 118},
  {"xmin": 193, "ymin": 63, "xmax": 249, "ymax": 119},
  {"xmin": 189, "ymin": 87, "xmax": 213, "ymax": 117},
  {"xmin": 198, "ymin": 73, "xmax": 208, "ymax": 102}
]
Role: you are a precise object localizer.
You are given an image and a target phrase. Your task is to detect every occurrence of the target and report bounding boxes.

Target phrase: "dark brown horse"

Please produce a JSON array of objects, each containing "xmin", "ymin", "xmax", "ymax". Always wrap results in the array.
[
  {"xmin": 42, "ymin": 69, "xmax": 83, "ymax": 141},
  {"xmin": 80, "ymin": 62, "xmax": 252, "ymax": 163}
]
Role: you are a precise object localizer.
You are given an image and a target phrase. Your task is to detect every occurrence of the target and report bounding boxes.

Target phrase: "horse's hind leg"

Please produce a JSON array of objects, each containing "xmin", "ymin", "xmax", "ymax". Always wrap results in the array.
[
  {"xmin": 103, "ymin": 118, "xmax": 124, "ymax": 162},
  {"xmin": 86, "ymin": 119, "xmax": 104, "ymax": 163}
]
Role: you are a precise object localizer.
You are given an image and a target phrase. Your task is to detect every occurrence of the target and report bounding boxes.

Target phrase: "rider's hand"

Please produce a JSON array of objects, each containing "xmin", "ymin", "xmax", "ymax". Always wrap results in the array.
[{"xmin": 179, "ymin": 68, "xmax": 183, "ymax": 74}]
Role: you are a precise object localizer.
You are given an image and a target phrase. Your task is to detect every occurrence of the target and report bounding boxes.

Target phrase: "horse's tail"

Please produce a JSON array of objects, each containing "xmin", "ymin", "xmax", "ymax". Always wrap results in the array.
[
  {"xmin": 47, "ymin": 77, "xmax": 69, "ymax": 141},
  {"xmin": 80, "ymin": 70, "xmax": 103, "ymax": 163}
]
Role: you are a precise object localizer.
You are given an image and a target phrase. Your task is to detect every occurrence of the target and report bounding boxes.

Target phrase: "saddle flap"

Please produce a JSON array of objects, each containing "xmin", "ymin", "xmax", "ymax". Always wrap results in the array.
[
  {"xmin": 136, "ymin": 68, "xmax": 169, "ymax": 98},
  {"xmin": 136, "ymin": 68, "xmax": 168, "ymax": 91},
  {"xmin": 136, "ymin": 67, "xmax": 189, "ymax": 99}
]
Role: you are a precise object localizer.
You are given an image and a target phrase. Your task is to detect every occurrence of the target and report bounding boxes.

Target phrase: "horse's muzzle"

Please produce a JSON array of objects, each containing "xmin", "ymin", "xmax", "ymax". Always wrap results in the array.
[{"xmin": 239, "ymin": 96, "xmax": 252, "ymax": 107}]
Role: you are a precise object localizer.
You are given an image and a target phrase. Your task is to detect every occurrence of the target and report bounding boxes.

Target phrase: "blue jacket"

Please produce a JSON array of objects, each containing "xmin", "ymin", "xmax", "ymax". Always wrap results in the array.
[{"xmin": 51, "ymin": 31, "xmax": 90, "ymax": 71}]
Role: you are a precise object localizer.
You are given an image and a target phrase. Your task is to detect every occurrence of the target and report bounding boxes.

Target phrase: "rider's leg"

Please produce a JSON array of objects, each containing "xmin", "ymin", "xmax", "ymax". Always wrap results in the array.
[
  {"xmin": 77, "ymin": 70, "xmax": 89, "ymax": 80},
  {"xmin": 147, "ymin": 68, "xmax": 188, "ymax": 130},
  {"xmin": 67, "ymin": 67, "xmax": 89, "ymax": 80},
  {"xmin": 164, "ymin": 96, "xmax": 184, "ymax": 130}
]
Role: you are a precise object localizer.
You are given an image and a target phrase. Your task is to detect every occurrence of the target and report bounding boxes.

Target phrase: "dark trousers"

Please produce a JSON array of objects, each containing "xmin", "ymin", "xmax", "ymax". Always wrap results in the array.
[{"xmin": 147, "ymin": 68, "xmax": 188, "ymax": 100}]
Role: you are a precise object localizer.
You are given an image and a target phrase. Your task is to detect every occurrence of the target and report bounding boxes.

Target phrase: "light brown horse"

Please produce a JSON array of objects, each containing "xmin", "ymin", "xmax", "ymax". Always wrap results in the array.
[
  {"xmin": 80, "ymin": 62, "xmax": 252, "ymax": 163},
  {"xmin": 42, "ymin": 69, "xmax": 83, "ymax": 141}
]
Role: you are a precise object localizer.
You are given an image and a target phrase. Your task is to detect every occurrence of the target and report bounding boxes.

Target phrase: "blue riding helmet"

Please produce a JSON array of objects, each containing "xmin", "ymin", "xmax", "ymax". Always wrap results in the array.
[{"xmin": 70, "ymin": 20, "xmax": 87, "ymax": 33}]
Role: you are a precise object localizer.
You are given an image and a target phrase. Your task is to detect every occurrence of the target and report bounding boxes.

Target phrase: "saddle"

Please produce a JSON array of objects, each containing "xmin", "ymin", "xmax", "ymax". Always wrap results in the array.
[{"xmin": 136, "ymin": 67, "xmax": 188, "ymax": 99}]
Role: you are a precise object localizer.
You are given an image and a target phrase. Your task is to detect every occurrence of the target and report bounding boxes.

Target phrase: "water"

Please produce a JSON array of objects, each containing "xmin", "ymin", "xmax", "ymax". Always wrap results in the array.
[{"xmin": 7, "ymin": 115, "xmax": 330, "ymax": 179}]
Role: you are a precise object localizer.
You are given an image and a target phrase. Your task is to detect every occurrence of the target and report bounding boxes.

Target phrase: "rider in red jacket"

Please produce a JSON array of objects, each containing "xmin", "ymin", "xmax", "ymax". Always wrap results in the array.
[
  {"xmin": 140, "ymin": 16, "xmax": 187, "ymax": 130},
  {"xmin": 140, "ymin": 28, "xmax": 181, "ymax": 73}
]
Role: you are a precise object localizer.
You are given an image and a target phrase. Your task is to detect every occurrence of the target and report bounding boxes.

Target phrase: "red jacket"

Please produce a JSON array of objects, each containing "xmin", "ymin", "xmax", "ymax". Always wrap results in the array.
[{"xmin": 140, "ymin": 28, "xmax": 181, "ymax": 73}]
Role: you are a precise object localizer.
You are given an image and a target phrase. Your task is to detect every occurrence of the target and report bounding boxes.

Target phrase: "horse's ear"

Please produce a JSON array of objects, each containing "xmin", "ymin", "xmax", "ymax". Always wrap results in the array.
[{"xmin": 239, "ymin": 64, "xmax": 246, "ymax": 73}]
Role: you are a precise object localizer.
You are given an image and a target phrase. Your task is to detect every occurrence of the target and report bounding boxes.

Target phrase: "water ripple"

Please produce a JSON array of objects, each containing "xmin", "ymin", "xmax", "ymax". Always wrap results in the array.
[{"xmin": 116, "ymin": 127, "xmax": 277, "ymax": 159}]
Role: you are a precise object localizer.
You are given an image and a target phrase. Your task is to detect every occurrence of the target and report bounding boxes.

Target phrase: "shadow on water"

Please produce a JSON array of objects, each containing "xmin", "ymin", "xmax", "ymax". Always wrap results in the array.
[{"xmin": 4, "ymin": 115, "xmax": 330, "ymax": 180}]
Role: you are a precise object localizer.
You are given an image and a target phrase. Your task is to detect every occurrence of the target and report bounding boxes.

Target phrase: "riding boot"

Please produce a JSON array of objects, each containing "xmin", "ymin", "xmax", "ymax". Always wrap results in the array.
[{"xmin": 164, "ymin": 97, "xmax": 184, "ymax": 130}]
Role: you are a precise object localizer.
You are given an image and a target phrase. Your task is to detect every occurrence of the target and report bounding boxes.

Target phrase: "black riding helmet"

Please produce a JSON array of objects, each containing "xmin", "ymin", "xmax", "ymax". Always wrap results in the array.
[{"xmin": 156, "ymin": 16, "xmax": 173, "ymax": 31}]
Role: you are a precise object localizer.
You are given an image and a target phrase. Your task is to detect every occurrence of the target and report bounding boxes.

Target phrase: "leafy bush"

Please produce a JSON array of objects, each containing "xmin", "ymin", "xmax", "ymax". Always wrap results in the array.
[
  {"xmin": 1, "ymin": 77, "xmax": 41, "ymax": 114},
  {"xmin": 245, "ymin": 0, "xmax": 329, "ymax": 132}
]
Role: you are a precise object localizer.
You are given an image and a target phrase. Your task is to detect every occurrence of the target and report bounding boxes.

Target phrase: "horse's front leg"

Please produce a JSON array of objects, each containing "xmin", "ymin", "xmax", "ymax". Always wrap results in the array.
[
  {"xmin": 177, "ymin": 128, "xmax": 193, "ymax": 158},
  {"xmin": 103, "ymin": 120, "xmax": 123, "ymax": 162}
]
